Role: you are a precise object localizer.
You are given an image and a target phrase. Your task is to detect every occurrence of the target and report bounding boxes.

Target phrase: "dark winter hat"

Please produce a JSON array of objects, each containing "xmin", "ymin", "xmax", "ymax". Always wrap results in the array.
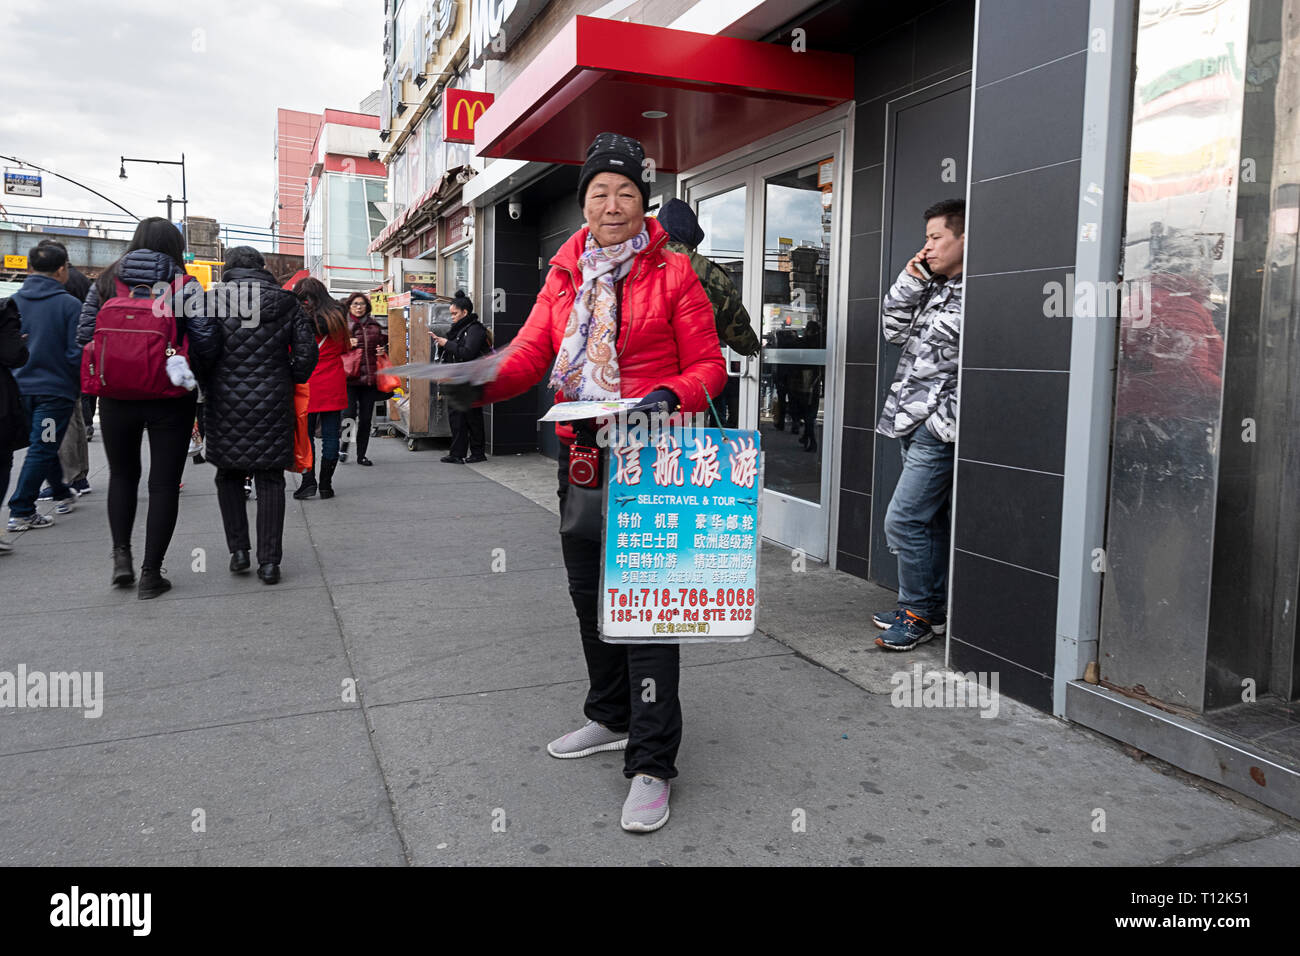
[
  {"xmin": 657, "ymin": 198, "xmax": 705, "ymax": 249},
  {"xmin": 578, "ymin": 132, "xmax": 650, "ymax": 209}
]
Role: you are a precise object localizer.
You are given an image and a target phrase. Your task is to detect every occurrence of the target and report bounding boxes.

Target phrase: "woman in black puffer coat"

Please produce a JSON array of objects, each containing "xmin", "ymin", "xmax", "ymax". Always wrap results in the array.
[{"xmin": 203, "ymin": 246, "xmax": 318, "ymax": 585}]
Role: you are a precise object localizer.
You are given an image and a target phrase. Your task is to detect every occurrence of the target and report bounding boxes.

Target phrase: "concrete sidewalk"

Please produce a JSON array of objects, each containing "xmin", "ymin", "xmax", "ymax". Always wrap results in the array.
[{"xmin": 1, "ymin": 433, "xmax": 1297, "ymax": 866}]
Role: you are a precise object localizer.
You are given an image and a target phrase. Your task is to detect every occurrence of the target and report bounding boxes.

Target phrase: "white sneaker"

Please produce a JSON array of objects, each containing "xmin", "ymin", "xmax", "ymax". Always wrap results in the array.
[
  {"xmin": 55, "ymin": 497, "xmax": 76, "ymax": 515},
  {"xmin": 621, "ymin": 774, "xmax": 671, "ymax": 833},
  {"xmin": 8, "ymin": 513, "xmax": 54, "ymax": 531},
  {"xmin": 546, "ymin": 719, "xmax": 629, "ymax": 759},
  {"xmin": 0, "ymin": 536, "xmax": 13, "ymax": 553}
]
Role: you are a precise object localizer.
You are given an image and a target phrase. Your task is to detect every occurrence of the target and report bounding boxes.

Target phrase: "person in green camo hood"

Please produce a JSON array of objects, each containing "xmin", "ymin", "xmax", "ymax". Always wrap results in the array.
[{"xmin": 656, "ymin": 198, "xmax": 758, "ymax": 428}]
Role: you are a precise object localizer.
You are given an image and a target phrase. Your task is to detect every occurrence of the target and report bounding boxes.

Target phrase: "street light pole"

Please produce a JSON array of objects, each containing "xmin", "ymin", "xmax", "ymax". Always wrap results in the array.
[{"xmin": 120, "ymin": 154, "xmax": 188, "ymax": 245}]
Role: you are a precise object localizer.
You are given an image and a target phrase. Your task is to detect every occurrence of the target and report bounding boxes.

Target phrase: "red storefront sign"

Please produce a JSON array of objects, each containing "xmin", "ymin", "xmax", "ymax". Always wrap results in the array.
[{"xmin": 445, "ymin": 88, "xmax": 495, "ymax": 144}]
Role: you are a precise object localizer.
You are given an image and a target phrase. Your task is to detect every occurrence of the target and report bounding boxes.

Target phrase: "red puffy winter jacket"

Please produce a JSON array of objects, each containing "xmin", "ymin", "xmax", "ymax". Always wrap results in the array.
[
  {"xmin": 307, "ymin": 331, "xmax": 349, "ymax": 412},
  {"xmin": 481, "ymin": 217, "xmax": 727, "ymax": 442}
]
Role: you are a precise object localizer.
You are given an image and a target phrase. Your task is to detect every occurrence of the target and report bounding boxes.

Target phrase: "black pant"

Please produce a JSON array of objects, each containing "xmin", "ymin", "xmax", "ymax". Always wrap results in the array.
[
  {"xmin": 0, "ymin": 447, "xmax": 11, "ymax": 514},
  {"xmin": 449, "ymin": 406, "xmax": 485, "ymax": 459},
  {"xmin": 557, "ymin": 445, "xmax": 681, "ymax": 779},
  {"xmin": 345, "ymin": 384, "xmax": 384, "ymax": 458},
  {"xmin": 99, "ymin": 393, "xmax": 197, "ymax": 570},
  {"xmin": 81, "ymin": 395, "xmax": 96, "ymax": 433},
  {"xmin": 215, "ymin": 468, "xmax": 286, "ymax": 565}
]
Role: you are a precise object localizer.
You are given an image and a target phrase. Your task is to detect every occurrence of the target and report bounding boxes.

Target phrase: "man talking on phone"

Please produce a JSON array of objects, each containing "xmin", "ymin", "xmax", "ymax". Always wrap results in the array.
[{"xmin": 873, "ymin": 199, "xmax": 965, "ymax": 651}]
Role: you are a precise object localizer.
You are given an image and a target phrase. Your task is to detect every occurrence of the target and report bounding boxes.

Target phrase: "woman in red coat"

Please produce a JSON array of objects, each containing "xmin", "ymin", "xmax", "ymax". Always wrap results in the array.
[
  {"xmin": 292, "ymin": 278, "xmax": 349, "ymax": 499},
  {"xmin": 455, "ymin": 133, "xmax": 726, "ymax": 833}
]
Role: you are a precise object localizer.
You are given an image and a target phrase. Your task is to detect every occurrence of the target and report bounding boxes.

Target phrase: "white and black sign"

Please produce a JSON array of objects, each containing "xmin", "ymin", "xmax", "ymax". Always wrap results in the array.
[{"xmin": 4, "ymin": 169, "xmax": 41, "ymax": 197}]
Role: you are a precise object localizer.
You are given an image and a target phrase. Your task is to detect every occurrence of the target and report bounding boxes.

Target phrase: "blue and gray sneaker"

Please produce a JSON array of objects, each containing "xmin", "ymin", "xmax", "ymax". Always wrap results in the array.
[
  {"xmin": 876, "ymin": 610, "xmax": 936, "ymax": 651},
  {"xmin": 873, "ymin": 608, "xmax": 946, "ymax": 635}
]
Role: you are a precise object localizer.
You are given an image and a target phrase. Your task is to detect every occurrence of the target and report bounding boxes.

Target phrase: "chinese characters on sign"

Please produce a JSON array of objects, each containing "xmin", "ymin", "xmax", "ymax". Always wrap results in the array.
[{"xmin": 602, "ymin": 428, "xmax": 761, "ymax": 643}]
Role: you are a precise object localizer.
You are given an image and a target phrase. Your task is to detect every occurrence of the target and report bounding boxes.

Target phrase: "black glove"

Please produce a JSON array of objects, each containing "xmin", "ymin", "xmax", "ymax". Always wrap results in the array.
[
  {"xmin": 630, "ymin": 388, "xmax": 679, "ymax": 415},
  {"xmin": 440, "ymin": 382, "xmax": 482, "ymax": 412}
]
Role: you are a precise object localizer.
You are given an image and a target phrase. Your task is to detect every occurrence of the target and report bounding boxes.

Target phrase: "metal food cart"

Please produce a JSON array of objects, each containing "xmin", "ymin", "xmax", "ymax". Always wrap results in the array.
[{"xmin": 381, "ymin": 293, "xmax": 455, "ymax": 450}]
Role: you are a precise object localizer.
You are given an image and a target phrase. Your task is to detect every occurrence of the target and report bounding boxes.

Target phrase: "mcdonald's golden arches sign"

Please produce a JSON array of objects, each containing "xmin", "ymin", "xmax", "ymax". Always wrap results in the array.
[{"xmin": 444, "ymin": 89, "xmax": 495, "ymax": 144}]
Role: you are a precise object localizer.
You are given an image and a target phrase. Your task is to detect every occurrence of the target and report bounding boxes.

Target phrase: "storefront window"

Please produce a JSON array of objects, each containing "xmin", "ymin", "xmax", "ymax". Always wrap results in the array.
[
  {"xmin": 393, "ymin": 150, "xmax": 409, "ymax": 210},
  {"xmin": 445, "ymin": 246, "xmax": 469, "ymax": 297}
]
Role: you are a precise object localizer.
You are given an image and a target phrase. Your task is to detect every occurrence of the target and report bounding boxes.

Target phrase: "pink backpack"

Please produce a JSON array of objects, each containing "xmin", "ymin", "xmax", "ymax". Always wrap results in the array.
[{"xmin": 81, "ymin": 275, "xmax": 192, "ymax": 400}]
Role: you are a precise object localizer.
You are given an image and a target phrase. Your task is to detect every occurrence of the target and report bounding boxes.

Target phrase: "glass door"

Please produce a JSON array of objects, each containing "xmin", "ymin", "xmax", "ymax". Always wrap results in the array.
[
  {"xmin": 684, "ymin": 134, "xmax": 842, "ymax": 560},
  {"xmin": 689, "ymin": 173, "xmax": 753, "ymax": 428}
]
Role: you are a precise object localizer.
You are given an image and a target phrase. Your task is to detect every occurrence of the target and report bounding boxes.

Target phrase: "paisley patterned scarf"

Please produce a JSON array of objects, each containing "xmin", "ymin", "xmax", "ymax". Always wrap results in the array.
[{"xmin": 549, "ymin": 226, "xmax": 649, "ymax": 400}]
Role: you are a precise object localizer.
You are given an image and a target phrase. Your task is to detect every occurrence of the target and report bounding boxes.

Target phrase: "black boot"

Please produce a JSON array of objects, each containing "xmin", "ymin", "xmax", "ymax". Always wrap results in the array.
[
  {"xmin": 293, "ymin": 466, "xmax": 317, "ymax": 499},
  {"xmin": 257, "ymin": 562, "xmax": 281, "ymax": 585},
  {"xmin": 230, "ymin": 549, "xmax": 251, "ymax": 573},
  {"xmin": 137, "ymin": 567, "xmax": 172, "ymax": 600},
  {"xmin": 319, "ymin": 459, "xmax": 337, "ymax": 499},
  {"xmin": 338, "ymin": 441, "xmax": 349, "ymax": 464},
  {"xmin": 111, "ymin": 545, "xmax": 135, "ymax": 587}
]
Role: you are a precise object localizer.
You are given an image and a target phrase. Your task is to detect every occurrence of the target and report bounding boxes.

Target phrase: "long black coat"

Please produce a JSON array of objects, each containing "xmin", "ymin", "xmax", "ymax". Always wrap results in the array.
[
  {"xmin": 202, "ymin": 267, "xmax": 318, "ymax": 471},
  {"xmin": 0, "ymin": 297, "xmax": 30, "ymax": 453}
]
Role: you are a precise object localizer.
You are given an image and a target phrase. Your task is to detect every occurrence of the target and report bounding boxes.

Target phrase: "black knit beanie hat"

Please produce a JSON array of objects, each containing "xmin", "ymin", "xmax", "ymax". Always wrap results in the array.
[
  {"xmin": 657, "ymin": 198, "xmax": 705, "ymax": 248},
  {"xmin": 578, "ymin": 132, "xmax": 650, "ymax": 209}
]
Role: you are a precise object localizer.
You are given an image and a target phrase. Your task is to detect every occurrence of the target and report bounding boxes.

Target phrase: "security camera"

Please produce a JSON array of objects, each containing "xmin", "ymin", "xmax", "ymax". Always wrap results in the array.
[{"xmin": 508, "ymin": 199, "xmax": 522, "ymax": 221}]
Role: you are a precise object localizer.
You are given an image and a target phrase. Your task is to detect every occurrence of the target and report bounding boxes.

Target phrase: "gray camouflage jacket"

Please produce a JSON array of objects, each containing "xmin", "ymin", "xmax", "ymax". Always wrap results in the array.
[{"xmin": 875, "ymin": 269, "xmax": 963, "ymax": 442}]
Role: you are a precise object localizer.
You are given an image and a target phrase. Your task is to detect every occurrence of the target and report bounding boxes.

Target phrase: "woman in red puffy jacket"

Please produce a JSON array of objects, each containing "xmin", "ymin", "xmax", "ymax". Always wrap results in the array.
[
  {"xmin": 293, "ymin": 278, "xmax": 349, "ymax": 499},
  {"xmin": 459, "ymin": 133, "xmax": 726, "ymax": 833}
]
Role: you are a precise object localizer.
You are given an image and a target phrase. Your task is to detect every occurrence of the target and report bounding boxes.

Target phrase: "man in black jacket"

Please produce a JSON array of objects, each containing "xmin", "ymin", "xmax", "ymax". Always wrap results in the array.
[
  {"xmin": 432, "ymin": 290, "xmax": 489, "ymax": 463},
  {"xmin": 202, "ymin": 246, "xmax": 318, "ymax": 584}
]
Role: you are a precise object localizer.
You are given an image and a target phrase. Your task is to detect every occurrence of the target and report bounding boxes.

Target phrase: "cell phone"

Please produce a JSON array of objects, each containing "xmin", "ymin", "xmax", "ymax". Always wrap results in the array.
[{"xmin": 916, "ymin": 259, "xmax": 934, "ymax": 281}]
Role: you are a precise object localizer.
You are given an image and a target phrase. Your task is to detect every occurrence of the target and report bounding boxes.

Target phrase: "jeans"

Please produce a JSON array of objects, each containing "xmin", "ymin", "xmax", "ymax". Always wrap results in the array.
[
  {"xmin": 883, "ymin": 422, "xmax": 955, "ymax": 619},
  {"xmin": 307, "ymin": 410, "xmax": 341, "ymax": 465},
  {"xmin": 557, "ymin": 444, "xmax": 682, "ymax": 779},
  {"xmin": 8, "ymin": 395, "xmax": 75, "ymax": 517}
]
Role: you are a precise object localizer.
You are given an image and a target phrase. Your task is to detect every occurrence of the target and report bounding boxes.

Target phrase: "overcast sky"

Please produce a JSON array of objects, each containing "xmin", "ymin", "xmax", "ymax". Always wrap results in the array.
[{"xmin": 0, "ymin": 0, "xmax": 381, "ymax": 248}]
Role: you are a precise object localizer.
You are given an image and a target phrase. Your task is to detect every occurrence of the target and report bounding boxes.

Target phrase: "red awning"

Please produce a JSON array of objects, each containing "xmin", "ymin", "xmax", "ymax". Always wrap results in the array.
[
  {"xmin": 473, "ymin": 16, "xmax": 853, "ymax": 172},
  {"xmin": 282, "ymin": 268, "xmax": 310, "ymax": 290}
]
